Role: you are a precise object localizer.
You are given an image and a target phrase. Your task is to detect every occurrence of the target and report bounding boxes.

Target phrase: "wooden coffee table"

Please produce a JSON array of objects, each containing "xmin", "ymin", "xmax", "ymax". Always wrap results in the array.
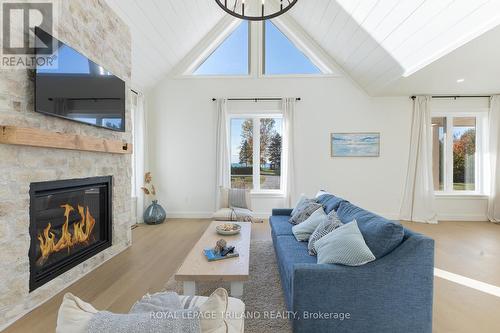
[{"xmin": 174, "ymin": 221, "xmax": 251, "ymax": 298}]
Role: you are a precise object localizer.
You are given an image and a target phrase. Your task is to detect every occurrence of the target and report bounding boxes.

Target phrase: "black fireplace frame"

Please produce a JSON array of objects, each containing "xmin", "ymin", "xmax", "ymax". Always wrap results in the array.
[{"xmin": 29, "ymin": 176, "xmax": 113, "ymax": 292}]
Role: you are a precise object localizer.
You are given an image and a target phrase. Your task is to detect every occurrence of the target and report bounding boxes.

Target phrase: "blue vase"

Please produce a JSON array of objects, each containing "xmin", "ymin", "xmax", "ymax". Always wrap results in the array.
[{"xmin": 143, "ymin": 200, "xmax": 166, "ymax": 225}]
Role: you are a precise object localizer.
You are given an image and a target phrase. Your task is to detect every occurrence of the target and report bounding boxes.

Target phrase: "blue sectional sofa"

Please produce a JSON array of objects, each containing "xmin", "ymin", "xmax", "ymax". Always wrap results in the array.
[{"xmin": 270, "ymin": 194, "xmax": 434, "ymax": 333}]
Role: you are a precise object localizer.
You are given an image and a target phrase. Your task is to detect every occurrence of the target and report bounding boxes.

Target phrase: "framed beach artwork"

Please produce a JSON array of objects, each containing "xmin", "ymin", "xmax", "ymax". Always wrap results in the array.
[{"xmin": 331, "ymin": 133, "xmax": 380, "ymax": 157}]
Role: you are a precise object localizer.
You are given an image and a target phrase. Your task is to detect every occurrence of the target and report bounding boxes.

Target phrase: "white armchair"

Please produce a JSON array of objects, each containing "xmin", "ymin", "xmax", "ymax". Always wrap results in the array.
[{"xmin": 213, "ymin": 187, "xmax": 253, "ymax": 222}]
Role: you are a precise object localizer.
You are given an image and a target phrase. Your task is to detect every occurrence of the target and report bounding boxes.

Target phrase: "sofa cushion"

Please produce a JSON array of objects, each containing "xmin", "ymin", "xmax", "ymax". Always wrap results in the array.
[
  {"xmin": 275, "ymin": 236, "xmax": 317, "ymax": 286},
  {"xmin": 292, "ymin": 208, "xmax": 327, "ymax": 241},
  {"xmin": 336, "ymin": 202, "xmax": 404, "ymax": 259},
  {"xmin": 315, "ymin": 194, "xmax": 347, "ymax": 214},
  {"xmin": 270, "ymin": 215, "xmax": 294, "ymax": 236},
  {"xmin": 315, "ymin": 220, "xmax": 376, "ymax": 266},
  {"xmin": 213, "ymin": 208, "xmax": 253, "ymax": 222}
]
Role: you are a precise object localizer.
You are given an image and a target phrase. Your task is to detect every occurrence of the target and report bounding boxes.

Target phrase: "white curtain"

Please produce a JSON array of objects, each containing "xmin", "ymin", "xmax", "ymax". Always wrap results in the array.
[
  {"xmin": 215, "ymin": 98, "xmax": 231, "ymax": 210},
  {"xmin": 488, "ymin": 95, "xmax": 500, "ymax": 222},
  {"xmin": 282, "ymin": 98, "xmax": 296, "ymax": 207},
  {"xmin": 400, "ymin": 96, "xmax": 437, "ymax": 224},
  {"xmin": 133, "ymin": 92, "xmax": 146, "ymax": 223}
]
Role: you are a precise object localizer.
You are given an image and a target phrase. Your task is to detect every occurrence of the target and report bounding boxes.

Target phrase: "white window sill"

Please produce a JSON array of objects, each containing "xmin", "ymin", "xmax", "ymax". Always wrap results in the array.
[
  {"xmin": 251, "ymin": 190, "xmax": 285, "ymax": 198},
  {"xmin": 435, "ymin": 192, "xmax": 489, "ymax": 200}
]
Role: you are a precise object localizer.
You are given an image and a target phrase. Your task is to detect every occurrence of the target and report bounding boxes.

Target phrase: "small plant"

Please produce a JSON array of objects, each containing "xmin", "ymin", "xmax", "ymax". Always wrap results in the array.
[{"xmin": 141, "ymin": 172, "xmax": 157, "ymax": 197}]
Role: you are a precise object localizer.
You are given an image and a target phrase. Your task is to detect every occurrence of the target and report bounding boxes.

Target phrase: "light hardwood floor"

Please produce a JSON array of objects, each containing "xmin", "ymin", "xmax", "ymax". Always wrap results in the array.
[{"xmin": 3, "ymin": 219, "xmax": 500, "ymax": 332}]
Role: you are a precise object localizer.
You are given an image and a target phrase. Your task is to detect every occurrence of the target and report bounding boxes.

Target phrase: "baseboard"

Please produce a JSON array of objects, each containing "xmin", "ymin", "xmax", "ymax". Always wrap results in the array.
[
  {"xmin": 436, "ymin": 214, "xmax": 488, "ymax": 222},
  {"xmin": 166, "ymin": 211, "xmax": 214, "ymax": 219},
  {"xmin": 166, "ymin": 211, "xmax": 272, "ymax": 219}
]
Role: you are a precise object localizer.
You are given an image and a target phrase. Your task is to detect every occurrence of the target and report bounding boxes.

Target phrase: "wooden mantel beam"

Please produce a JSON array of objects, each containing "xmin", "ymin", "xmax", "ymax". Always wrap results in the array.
[{"xmin": 0, "ymin": 125, "xmax": 133, "ymax": 154}]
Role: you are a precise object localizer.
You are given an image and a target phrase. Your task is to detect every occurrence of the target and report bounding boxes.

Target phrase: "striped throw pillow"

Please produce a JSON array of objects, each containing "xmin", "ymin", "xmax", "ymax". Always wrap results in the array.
[
  {"xmin": 314, "ymin": 220, "xmax": 376, "ymax": 266},
  {"xmin": 289, "ymin": 199, "xmax": 322, "ymax": 225},
  {"xmin": 308, "ymin": 210, "xmax": 343, "ymax": 256},
  {"xmin": 228, "ymin": 188, "xmax": 250, "ymax": 209}
]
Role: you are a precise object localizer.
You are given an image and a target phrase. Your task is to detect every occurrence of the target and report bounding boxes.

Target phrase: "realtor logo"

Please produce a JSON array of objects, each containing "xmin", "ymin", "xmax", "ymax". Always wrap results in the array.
[{"xmin": 1, "ymin": 0, "xmax": 57, "ymax": 68}]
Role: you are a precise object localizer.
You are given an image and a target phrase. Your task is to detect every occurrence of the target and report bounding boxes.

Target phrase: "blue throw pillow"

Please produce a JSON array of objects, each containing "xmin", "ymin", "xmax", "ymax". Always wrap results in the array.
[
  {"xmin": 315, "ymin": 194, "xmax": 347, "ymax": 214},
  {"xmin": 314, "ymin": 220, "xmax": 376, "ymax": 266},
  {"xmin": 291, "ymin": 194, "xmax": 308, "ymax": 216}
]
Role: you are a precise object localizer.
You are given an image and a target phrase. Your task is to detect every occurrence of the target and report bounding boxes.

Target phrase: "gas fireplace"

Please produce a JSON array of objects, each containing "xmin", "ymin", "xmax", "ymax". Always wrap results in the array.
[{"xmin": 29, "ymin": 176, "xmax": 112, "ymax": 292}]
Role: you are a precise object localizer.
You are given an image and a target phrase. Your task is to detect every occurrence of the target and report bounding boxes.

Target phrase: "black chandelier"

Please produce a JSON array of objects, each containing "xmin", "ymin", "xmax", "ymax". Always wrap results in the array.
[{"xmin": 215, "ymin": 0, "xmax": 298, "ymax": 21}]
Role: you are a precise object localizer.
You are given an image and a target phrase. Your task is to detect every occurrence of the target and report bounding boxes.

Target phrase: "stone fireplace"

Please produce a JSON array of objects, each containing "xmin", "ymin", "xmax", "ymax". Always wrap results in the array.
[
  {"xmin": 29, "ymin": 176, "xmax": 113, "ymax": 292},
  {"xmin": 0, "ymin": 1, "xmax": 132, "ymax": 330}
]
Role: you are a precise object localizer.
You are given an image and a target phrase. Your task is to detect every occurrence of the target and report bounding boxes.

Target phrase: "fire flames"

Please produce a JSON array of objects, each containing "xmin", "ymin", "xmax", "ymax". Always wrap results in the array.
[{"xmin": 37, "ymin": 204, "xmax": 96, "ymax": 266}]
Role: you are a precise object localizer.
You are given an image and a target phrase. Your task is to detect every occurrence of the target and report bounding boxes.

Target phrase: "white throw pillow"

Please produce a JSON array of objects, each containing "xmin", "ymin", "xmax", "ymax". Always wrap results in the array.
[
  {"xmin": 180, "ymin": 293, "xmax": 244, "ymax": 333},
  {"xmin": 219, "ymin": 187, "xmax": 252, "ymax": 211},
  {"xmin": 292, "ymin": 208, "xmax": 327, "ymax": 241},
  {"xmin": 314, "ymin": 220, "xmax": 376, "ymax": 266},
  {"xmin": 199, "ymin": 288, "xmax": 229, "ymax": 333},
  {"xmin": 56, "ymin": 293, "xmax": 98, "ymax": 333}
]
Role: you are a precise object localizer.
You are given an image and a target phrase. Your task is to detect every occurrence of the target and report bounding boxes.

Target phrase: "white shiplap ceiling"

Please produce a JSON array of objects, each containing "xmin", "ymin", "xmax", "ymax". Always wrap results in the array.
[
  {"xmin": 289, "ymin": 0, "xmax": 500, "ymax": 95},
  {"xmin": 104, "ymin": 0, "xmax": 224, "ymax": 91},
  {"xmin": 376, "ymin": 24, "xmax": 500, "ymax": 96},
  {"xmin": 106, "ymin": 0, "xmax": 500, "ymax": 95}
]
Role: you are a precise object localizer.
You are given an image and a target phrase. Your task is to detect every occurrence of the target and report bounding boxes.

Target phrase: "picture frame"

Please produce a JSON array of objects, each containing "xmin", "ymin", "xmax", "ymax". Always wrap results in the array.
[{"xmin": 331, "ymin": 132, "xmax": 380, "ymax": 157}]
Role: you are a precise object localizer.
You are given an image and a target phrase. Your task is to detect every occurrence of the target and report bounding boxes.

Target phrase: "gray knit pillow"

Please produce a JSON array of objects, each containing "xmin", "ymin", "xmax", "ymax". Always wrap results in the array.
[
  {"xmin": 289, "ymin": 199, "xmax": 322, "ymax": 225},
  {"xmin": 308, "ymin": 210, "xmax": 343, "ymax": 256}
]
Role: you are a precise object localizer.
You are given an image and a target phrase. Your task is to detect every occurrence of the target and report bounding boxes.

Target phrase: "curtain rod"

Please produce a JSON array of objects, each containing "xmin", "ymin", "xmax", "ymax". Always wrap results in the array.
[
  {"xmin": 211, "ymin": 97, "xmax": 301, "ymax": 102},
  {"xmin": 410, "ymin": 95, "xmax": 490, "ymax": 100}
]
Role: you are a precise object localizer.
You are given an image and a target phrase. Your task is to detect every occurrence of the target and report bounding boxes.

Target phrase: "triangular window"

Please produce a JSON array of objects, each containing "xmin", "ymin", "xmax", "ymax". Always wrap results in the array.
[
  {"xmin": 264, "ymin": 21, "xmax": 321, "ymax": 75},
  {"xmin": 193, "ymin": 22, "xmax": 249, "ymax": 76}
]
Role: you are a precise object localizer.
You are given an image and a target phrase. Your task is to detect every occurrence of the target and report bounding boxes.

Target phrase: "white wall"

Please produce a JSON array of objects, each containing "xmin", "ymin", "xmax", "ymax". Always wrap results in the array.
[{"xmin": 147, "ymin": 76, "xmax": 489, "ymax": 221}]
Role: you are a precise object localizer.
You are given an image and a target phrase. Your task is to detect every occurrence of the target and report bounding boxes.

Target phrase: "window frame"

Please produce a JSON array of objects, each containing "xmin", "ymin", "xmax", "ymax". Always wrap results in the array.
[
  {"xmin": 432, "ymin": 110, "xmax": 488, "ymax": 196},
  {"xmin": 228, "ymin": 113, "xmax": 284, "ymax": 195},
  {"xmin": 191, "ymin": 21, "xmax": 251, "ymax": 77},
  {"xmin": 178, "ymin": 20, "xmax": 339, "ymax": 79},
  {"xmin": 261, "ymin": 20, "xmax": 322, "ymax": 77}
]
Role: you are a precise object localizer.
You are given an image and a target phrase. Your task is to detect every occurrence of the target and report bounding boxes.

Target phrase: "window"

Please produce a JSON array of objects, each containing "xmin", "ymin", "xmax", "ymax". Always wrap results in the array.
[
  {"xmin": 186, "ymin": 20, "xmax": 332, "ymax": 77},
  {"xmin": 432, "ymin": 114, "xmax": 485, "ymax": 193},
  {"xmin": 230, "ymin": 116, "xmax": 283, "ymax": 191},
  {"xmin": 264, "ymin": 21, "xmax": 321, "ymax": 75},
  {"xmin": 193, "ymin": 22, "xmax": 249, "ymax": 76}
]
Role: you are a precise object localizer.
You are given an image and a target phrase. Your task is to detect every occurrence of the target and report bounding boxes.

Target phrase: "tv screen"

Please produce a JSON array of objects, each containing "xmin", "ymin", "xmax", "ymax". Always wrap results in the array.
[{"xmin": 35, "ymin": 28, "xmax": 125, "ymax": 132}]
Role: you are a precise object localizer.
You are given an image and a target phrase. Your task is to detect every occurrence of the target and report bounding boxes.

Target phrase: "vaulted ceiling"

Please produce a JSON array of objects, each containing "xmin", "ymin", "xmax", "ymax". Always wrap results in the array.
[
  {"xmin": 105, "ymin": 0, "xmax": 225, "ymax": 90},
  {"xmin": 105, "ymin": 0, "xmax": 500, "ymax": 96}
]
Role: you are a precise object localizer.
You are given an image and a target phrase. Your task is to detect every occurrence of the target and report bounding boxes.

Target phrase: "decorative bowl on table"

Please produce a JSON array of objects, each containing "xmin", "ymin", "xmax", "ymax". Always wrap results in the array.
[{"xmin": 216, "ymin": 223, "xmax": 241, "ymax": 235}]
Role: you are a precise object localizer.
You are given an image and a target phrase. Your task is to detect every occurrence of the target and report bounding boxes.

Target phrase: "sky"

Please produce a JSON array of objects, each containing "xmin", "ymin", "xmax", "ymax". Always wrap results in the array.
[
  {"xmin": 264, "ymin": 20, "xmax": 320, "ymax": 75},
  {"xmin": 194, "ymin": 22, "xmax": 249, "ymax": 75},
  {"xmin": 194, "ymin": 20, "xmax": 321, "ymax": 75}
]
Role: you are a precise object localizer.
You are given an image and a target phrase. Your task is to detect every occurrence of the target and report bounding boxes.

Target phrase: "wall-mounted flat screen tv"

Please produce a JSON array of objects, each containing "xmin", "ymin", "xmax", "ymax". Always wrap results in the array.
[{"xmin": 35, "ymin": 28, "xmax": 125, "ymax": 132}]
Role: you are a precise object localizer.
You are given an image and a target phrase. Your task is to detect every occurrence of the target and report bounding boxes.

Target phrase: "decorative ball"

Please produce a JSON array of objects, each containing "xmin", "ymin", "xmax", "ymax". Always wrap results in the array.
[{"xmin": 214, "ymin": 239, "xmax": 227, "ymax": 254}]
